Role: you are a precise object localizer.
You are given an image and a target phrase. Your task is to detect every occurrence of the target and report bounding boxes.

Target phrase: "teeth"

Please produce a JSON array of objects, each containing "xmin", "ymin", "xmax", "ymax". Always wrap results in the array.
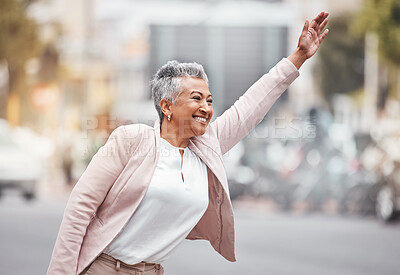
[{"xmin": 194, "ymin": 116, "xmax": 206, "ymax": 123}]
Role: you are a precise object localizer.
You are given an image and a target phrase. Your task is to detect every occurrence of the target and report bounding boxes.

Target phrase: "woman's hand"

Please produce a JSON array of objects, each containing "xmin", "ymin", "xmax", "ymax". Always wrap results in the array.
[{"xmin": 288, "ymin": 11, "xmax": 329, "ymax": 69}]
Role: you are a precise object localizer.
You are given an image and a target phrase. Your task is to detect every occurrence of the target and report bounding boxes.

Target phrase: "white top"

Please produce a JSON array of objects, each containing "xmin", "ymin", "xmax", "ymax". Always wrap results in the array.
[{"xmin": 103, "ymin": 137, "xmax": 209, "ymax": 264}]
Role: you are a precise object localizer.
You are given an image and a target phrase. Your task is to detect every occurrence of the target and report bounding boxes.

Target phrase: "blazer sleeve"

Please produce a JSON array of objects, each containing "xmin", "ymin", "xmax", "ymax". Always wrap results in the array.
[
  {"xmin": 47, "ymin": 126, "xmax": 132, "ymax": 275},
  {"xmin": 210, "ymin": 58, "xmax": 299, "ymax": 155}
]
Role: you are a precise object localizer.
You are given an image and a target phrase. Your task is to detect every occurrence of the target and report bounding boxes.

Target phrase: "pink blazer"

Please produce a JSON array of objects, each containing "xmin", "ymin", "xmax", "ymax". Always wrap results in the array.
[{"xmin": 47, "ymin": 58, "xmax": 299, "ymax": 274}]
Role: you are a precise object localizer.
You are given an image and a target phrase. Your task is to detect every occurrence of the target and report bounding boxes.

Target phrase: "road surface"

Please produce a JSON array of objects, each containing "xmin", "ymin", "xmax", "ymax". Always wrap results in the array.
[{"xmin": 0, "ymin": 193, "xmax": 399, "ymax": 275}]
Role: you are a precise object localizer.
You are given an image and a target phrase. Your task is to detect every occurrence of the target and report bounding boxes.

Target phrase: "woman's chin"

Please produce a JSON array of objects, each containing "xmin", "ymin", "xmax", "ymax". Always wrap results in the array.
[{"xmin": 192, "ymin": 125, "xmax": 208, "ymax": 137}]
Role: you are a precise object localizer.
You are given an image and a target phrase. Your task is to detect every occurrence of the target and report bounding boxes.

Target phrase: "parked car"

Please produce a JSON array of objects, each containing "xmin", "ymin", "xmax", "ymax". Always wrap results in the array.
[{"xmin": 0, "ymin": 119, "xmax": 46, "ymax": 200}]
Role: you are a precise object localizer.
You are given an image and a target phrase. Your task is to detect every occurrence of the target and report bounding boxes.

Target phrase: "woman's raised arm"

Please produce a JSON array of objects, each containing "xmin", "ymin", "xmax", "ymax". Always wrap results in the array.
[{"xmin": 210, "ymin": 12, "xmax": 329, "ymax": 155}]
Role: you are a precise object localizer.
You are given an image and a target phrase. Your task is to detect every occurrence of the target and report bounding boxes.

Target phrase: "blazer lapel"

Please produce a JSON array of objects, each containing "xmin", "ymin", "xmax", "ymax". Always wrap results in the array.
[{"xmin": 188, "ymin": 139, "xmax": 229, "ymax": 193}]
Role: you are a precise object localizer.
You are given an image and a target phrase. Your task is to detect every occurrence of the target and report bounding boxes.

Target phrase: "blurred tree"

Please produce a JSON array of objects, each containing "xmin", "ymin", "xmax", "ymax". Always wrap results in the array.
[
  {"xmin": 353, "ymin": 0, "xmax": 400, "ymax": 65},
  {"xmin": 317, "ymin": 15, "xmax": 365, "ymax": 103},
  {"xmin": 0, "ymin": 0, "xmax": 41, "ymax": 119},
  {"xmin": 352, "ymin": 0, "xmax": 400, "ymax": 107}
]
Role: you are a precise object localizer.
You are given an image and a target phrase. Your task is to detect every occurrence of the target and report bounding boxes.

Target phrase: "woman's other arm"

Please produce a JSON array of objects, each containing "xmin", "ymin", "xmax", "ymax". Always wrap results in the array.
[
  {"xmin": 211, "ymin": 12, "xmax": 329, "ymax": 155},
  {"xmin": 47, "ymin": 126, "xmax": 131, "ymax": 275}
]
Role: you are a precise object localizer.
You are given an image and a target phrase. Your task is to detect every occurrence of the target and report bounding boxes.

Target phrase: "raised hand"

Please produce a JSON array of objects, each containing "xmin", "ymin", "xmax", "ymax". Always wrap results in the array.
[
  {"xmin": 299, "ymin": 11, "xmax": 329, "ymax": 58},
  {"xmin": 288, "ymin": 11, "xmax": 329, "ymax": 69}
]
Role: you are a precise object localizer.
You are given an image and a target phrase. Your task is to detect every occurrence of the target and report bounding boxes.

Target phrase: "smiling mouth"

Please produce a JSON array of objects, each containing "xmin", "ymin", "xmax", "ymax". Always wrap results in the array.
[{"xmin": 193, "ymin": 116, "xmax": 207, "ymax": 124}]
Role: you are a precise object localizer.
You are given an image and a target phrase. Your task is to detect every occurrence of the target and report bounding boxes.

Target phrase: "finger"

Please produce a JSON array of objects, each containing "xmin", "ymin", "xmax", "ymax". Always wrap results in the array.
[
  {"xmin": 311, "ymin": 11, "xmax": 325, "ymax": 27},
  {"xmin": 310, "ymin": 18, "xmax": 318, "ymax": 30},
  {"xmin": 311, "ymin": 11, "xmax": 328, "ymax": 30},
  {"xmin": 319, "ymin": 29, "xmax": 329, "ymax": 42},
  {"xmin": 319, "ymin": 18, "xmax": 328, "ymax": 33},
  {"xmin": 319, "ymin": 11, "xmax": 329, "ymax": 23},
  {"xmin": 302, "ymin": 19, "xmax": 309, "ymax": 37},
  {"xmin": 321, "ymin": 12, "xmax": 329, "ymax": 26}
]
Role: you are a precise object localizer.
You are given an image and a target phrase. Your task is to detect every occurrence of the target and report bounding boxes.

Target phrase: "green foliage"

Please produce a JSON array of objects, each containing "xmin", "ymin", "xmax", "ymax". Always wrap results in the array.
[
  {"xmin": 317, "ymin": 16, "xmax": 365, "ymax": 100},
  {"xmin": 353, "ymin": 0, "xmax": 400, "ymax": 65}
]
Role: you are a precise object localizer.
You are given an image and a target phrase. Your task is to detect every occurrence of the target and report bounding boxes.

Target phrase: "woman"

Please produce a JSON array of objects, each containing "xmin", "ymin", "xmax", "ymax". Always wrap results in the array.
[{"xmin": 48, "ymin": 11, "xmax": 329, "ymax": 275}]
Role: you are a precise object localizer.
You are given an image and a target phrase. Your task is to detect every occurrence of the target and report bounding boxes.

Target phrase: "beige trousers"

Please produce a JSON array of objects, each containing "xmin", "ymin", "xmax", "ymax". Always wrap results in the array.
[{"xmin": 81, "ymin": 254, "xmax": 164, "ymax": 275}]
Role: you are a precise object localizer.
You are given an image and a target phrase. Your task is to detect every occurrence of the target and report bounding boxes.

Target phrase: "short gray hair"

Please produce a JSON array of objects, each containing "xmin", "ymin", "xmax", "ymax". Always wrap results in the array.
[{"xmin": 151, "ymin": 60, "xmax": 209, "ymax": 122}]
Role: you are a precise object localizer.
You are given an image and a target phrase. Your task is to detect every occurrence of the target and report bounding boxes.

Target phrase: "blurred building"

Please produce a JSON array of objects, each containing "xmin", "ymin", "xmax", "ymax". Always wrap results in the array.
[
  {"xmin": 149, "ymin": 24, "xmax": 288, "ymax": 115},
  {"xmin": 26, "ymin": 0, "xmax": 368, "ymax": 131},
  {"xmin": 28, "ymin": 0, "xmax": 115, "ymax": 135},
  {"xmin": 29, "ymin": 0, "xmax": 390, "ymax": 152},
  {"xmin": 23, "ymin": 0, "xmax": 400, "ymax": 199},
  {"xmin": 93, "ymin": 0, "xmax": 352, "ymax": 121},
  {"xmin": 94, "ymin": 0, "xmax": 296, "ymax": 120}
]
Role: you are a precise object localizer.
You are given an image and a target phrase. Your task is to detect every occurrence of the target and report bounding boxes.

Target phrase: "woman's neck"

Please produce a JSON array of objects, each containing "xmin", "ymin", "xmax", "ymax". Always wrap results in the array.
[{"xmin": 160, "ymin": 121, "xmax": 190, "ymax": 148}]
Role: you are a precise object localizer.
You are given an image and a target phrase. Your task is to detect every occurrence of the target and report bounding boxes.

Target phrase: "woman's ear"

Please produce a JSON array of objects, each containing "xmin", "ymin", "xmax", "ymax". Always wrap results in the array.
[{"xmin": 160, "ymin": 98, "xmax": 172, "ymax": 118}]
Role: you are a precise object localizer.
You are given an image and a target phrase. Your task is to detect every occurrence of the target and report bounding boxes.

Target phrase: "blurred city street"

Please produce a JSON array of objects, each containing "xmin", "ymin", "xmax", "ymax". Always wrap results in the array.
[
  {"xmin": 0, "ymin": 192, "xmax": 399, "ymax": 275},
  {"xmin": 2, "ymin": 0, "xmax": 400, "ymax": 274}
]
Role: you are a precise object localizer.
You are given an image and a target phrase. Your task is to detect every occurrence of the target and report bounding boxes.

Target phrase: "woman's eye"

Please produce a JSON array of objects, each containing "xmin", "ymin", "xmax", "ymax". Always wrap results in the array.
[
  {"xmin": 207, "ymin": 100, "xmax": 213, "ymax": 104},
  {"xmin": 193, "ymin": 96, "xmax": 201, "ymax": 100}
]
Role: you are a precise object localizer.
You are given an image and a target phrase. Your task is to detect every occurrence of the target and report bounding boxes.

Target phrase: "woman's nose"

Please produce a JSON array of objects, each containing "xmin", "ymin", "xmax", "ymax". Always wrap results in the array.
[{"xmin": 199, "ymin": 102, "xmax": 211, "ymax": 113}]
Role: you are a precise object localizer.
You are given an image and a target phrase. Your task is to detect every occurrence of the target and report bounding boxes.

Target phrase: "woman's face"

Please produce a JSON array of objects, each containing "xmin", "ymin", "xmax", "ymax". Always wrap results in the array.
[{"xmin": 168, "ymin": 77, "xmax": 213, "ymax": 138}]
